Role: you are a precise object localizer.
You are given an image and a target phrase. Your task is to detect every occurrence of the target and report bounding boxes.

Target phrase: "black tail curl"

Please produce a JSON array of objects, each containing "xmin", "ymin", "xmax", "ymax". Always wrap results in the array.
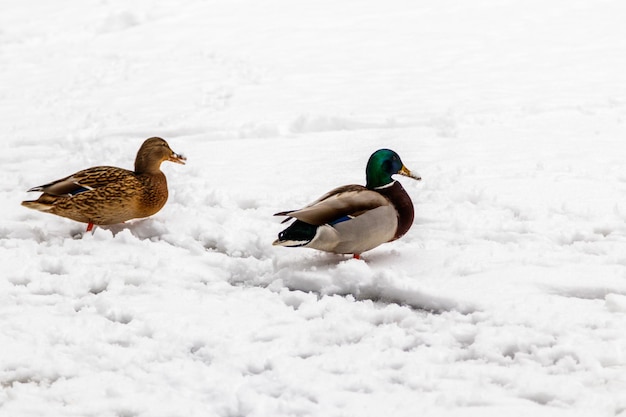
[{"xmin": 277, "ymin": 220, "xmax": 318, "ymax": 245}]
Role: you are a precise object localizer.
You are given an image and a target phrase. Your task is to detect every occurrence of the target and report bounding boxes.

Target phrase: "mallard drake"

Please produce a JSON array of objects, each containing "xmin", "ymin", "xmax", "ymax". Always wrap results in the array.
[
  {"xmin": 273, "ymin": 148, "xmax": 421, "ymax": 259},
  {"xmin": 22, "ymin": 137, "xmax": 186, "ymax": 232}
]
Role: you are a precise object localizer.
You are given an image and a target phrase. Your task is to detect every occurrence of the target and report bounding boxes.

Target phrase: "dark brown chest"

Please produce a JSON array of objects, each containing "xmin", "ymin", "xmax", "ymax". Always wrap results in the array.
[{"xmin": 376, "ymin": 181, "xmax": 414, "ymax": 240}]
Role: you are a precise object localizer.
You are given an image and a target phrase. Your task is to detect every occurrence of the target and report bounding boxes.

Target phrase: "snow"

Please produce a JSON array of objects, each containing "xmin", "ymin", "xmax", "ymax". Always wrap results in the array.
[{"xmin": 1, "ymin": 0, "xmax": 626, "ymax": 415}]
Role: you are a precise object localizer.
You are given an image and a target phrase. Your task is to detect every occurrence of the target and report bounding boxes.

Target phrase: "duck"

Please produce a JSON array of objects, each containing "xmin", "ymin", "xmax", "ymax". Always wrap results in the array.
[
  {"xmin": 22, "ymin": 137, "xmax": 186, "ymax": 232},
  {"xmin": 273, "ymin": 148, "xmax": 421, "ymax": 259}
]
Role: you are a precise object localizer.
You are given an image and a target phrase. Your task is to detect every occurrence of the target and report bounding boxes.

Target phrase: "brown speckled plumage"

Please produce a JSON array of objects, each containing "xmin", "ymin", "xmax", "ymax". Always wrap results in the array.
[{"xmin": 22, "ymin": 137, "xmax": 186, "ymax": 228}]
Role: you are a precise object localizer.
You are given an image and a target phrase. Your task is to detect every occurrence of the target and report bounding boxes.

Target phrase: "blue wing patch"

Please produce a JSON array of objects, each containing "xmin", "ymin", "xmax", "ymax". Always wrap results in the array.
[
  {"xmin": 329, "ymin": 215, "xmax": 353, "ymax": 226},
  {"xmin": 68, "ymin": 185, "xmax": 94, "ymax": 196}
]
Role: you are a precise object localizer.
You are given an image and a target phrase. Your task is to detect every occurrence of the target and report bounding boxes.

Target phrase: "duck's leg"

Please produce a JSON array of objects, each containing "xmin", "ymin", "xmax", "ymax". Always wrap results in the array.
[
  {"xmin": 86, "ymin": 222, "xmax": 94, "ymax": 232},
  {"xmin": 352, "ymin": 253, "xmax": 361, "ymax": 260}
]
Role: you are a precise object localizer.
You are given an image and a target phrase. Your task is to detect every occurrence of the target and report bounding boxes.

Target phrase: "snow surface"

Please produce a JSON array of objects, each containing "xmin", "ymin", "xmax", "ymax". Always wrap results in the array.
[{"xmin": 2, "ymin": 0, "xmax": 626, "ymax": 416}]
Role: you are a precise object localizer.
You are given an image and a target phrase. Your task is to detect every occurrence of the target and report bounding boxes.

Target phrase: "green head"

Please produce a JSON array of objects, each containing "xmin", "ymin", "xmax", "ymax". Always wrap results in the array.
[{"xmin": 365, "ymin": 149, "xmax": 421, "ymax": 189}]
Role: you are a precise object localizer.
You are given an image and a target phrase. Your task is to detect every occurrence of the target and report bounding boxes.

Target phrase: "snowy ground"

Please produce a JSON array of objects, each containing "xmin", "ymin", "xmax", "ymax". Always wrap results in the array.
[{"xmin": 1, "ymin": 0, "xmax": 626, "ymax": 416}]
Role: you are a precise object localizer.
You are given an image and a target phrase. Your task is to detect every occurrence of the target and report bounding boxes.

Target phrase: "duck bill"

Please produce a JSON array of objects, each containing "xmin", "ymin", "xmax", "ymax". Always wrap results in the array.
[
  {"xmin": 399, "ymin": 165, "xmax": 421, "ymax": 181},
  {"xmin": 168, "ymin": 152, "xmax": 187, "ymax": 165}
]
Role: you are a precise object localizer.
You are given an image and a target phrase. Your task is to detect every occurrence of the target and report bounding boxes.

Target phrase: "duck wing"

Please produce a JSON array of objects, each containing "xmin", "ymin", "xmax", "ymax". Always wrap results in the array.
[
  {"xmin": 27, "ymin": 166, "xmax": 134, "ymax": 196},
  {"xmin": 275, "ymin": 184, "xmax": 390, "ymax": 226}
]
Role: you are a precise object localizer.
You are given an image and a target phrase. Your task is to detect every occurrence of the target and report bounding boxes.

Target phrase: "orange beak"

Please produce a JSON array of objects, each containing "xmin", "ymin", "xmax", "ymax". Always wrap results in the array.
[{"xmin": 168, "ymin": 152, "xmax": 187, "ymax": 165}]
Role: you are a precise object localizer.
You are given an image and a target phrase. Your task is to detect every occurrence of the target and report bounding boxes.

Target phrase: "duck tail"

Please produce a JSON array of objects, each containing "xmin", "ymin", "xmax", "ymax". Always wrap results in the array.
[
  {"xmin": 273, "ymin": 210, "xmax": 296, "ymax": 224},
  {"xmin": 21, "ymin": 200, "xmax": 54, "ymax": 212},
  {"xmin": 273, "ymin": 220, "xmax": 318, "ymax": 247}
]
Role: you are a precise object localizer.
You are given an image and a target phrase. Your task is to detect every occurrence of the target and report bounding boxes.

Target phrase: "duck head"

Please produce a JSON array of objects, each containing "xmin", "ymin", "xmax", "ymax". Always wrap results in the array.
[
  {"xmin": 134, "ymin": 137, "xmax": 186, "ymax": 174},
  {"xmin": 365, "ymin": 149, "xmax": 421, "ymax": 189}
]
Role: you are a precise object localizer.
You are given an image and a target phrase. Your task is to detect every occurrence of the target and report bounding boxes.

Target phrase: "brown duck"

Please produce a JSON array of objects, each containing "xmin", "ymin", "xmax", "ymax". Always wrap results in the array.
[{"xmin": 22, "ymin": 137, "xmax": 186, "ymax": 231}]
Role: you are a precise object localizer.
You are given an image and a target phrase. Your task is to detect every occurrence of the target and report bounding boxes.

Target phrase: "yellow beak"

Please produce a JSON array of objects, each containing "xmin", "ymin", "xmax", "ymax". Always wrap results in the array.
[{"xmin": 398, "ymin": 165, "xmax": 421, "ymax": 181}]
